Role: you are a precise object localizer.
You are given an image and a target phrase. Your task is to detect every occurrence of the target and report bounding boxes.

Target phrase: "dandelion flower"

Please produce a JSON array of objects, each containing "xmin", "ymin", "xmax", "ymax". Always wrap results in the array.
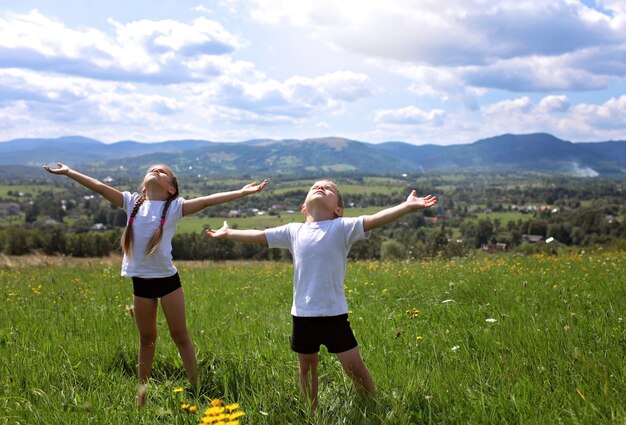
[
  {"xmin": 173, "ymin": 387, "xmax": 184, "ymax": 393},
  {"xmin": 225, "ymin": 403, "xmax": 240, "ymax": 412},
  {"xmin": 229, "ymin": 411, "xmax": 245, "ymax": 420},
  {"xmin": 416, "ymin": 336, "xmax": 423, "ymax": 340},
  {"xmin": 204, "ymin": 406, "xmax": 225, "ymax": 416},
  {"xmin": 189, "ymin": 405, "xmax": 198, "ymax": 413},
  {"xmin": 211, "ymin": 399, "xmax": 225, "ymax": 407},
  {"xmin": 181, "ymin": 403, "xmax": 190, "ymax": 410}
]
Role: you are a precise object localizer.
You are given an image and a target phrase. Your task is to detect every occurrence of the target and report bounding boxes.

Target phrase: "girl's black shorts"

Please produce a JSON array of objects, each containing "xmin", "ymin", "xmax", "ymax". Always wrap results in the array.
[
  {"xmin": 291, "ymin": 314, "xmax": 358, "ymax": 355},
  {"xmin": 132, "ymin": 273, "xmax": 181, "ymax": 298}
]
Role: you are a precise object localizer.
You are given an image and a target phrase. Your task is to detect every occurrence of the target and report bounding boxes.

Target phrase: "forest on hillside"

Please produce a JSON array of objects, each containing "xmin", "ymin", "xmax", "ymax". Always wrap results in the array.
[{"xmin": 1, "ymin": 172, "xmax": 624, "ymax": 259}]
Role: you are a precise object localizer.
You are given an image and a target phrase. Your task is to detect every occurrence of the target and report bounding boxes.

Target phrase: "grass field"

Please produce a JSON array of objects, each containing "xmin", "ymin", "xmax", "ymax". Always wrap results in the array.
[{"xmin": 1, "ymin": 251, "xmax": 625, "ymax": 424}]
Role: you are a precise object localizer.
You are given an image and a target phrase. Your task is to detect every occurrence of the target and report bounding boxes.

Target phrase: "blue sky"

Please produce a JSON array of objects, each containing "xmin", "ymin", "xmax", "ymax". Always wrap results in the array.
[{"xmin": 0, "ymin": 0, "xmax": 625, "ymax": 145}]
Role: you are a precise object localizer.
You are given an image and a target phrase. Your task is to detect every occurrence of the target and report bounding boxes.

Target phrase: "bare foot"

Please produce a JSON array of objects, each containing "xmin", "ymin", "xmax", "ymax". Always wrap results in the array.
[{"xmin": 136, "ymin": 384, "xmax": 147, "ymax": 407}]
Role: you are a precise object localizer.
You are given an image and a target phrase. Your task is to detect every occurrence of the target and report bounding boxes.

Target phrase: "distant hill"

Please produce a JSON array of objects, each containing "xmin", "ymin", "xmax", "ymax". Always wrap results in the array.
[{"xmin": 2, "ymin": 133, "xmax": 625, "ymax": 178}]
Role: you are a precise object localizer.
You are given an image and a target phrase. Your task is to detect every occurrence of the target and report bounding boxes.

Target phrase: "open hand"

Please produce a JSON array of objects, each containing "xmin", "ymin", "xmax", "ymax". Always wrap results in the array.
[
  {"xmin": 206, "ymin": 221, "xmax": 230, "ymax": 239},
  {"xmin": 241, "ymin": 179, "xmax": 269, "ymax": 194},
  {"xmin": 43, "ymin": 163, "xmax": 70, "ymax": 175},
  {"xmin": 406, "ymin": 191, "xmax": 437, "ymax": 209}
]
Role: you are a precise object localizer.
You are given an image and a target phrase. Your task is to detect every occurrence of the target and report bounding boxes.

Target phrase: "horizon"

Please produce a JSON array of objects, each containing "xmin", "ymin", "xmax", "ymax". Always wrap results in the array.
[
  {"xmin": 2, "ymin": 132, "xmax": 624, "ymax": 146},
  {"xmin": 0, "ymin": 1, "xmax": 625, "ymax": 145}
]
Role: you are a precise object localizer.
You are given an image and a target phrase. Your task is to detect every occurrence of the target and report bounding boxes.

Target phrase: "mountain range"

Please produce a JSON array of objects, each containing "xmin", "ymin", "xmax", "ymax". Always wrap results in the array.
[{"xmin": 1, "ymin": 133, "xmax": 625, "ymax": 178}]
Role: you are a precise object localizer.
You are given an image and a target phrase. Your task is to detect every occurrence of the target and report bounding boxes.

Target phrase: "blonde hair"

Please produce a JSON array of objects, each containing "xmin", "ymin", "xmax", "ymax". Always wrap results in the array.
[{"xmin": 121, "ymin": 165, "xmax": 179, "ymax": 257}]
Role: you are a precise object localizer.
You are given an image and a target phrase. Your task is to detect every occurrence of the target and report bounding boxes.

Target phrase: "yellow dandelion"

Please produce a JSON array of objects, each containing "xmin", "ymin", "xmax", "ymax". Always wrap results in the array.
[
  {"xmin": 229, "ymin": 411, "xmax": 245, "ymax": 420},
  {"xmin": 181, "ymin": 403, "xmax": 190, "ymax": 410},
  {"xmin": 211, "ymin": 399, "xmax": 225, "ymax": 407},
  {"xmin": 225, "ymin": 403, "xmax": 240, "ymax": 413},
  {"xmin": 189, "ymin": 405, "xmax": 198, "ymax": 414},
  {"xmin": 173, "ymin": 387, "xmax": 184, "ymax": 393},
  {"xmin": 204, "ymin": 406, "xmax": 226, "ymax": 416},
  {"xmin": 416, "ymin": 336, "xmax": 423, "ymax": 340}
]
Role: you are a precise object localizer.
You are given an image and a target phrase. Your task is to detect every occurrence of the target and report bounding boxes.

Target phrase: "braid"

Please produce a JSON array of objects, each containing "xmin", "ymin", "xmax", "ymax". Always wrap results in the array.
[
  {"xmin": 120, "ymin": 196, "xmax": 145, "ymax": 258},
  {"xmin": 145, "ymin": 197, "xmax": 174, "ymax": 256}
]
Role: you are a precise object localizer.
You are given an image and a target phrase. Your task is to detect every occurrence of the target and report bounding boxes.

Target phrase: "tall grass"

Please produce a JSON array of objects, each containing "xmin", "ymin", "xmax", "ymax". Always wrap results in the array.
[{"xmin": 1, "ymin": 251, "xmax": 624, "ymax": 424}]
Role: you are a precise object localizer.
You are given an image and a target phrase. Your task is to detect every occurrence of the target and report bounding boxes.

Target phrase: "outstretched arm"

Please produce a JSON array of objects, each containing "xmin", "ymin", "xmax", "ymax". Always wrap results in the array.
[
  {"xmin": 206, "ymin": 221, "xmax": 268, "ymax": 244},
  {"xmin": 43, "ymin": 163, "xmax": 124, "ymax": 208},
  {"xmin": 362, "ymin": 191, "xmax": 437, "ymax": 232},
  {"xmin": 183, "ymin": 179, "xmax": 269, "ymax": 216}
]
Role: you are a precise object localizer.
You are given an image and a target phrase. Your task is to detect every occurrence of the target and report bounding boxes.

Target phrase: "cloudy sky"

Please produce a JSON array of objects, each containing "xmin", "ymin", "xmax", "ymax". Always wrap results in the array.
[{"xmin": 0, "ymin": 0, "xmax": 625, "ymax": 145}]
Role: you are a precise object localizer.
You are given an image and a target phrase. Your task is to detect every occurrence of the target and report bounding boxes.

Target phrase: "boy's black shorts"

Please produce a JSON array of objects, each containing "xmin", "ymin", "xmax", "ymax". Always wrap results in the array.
[
  {"xmin": 132, "ymin": 273, "xmax": 181, "ymax": 298},
  {"xmin": 291, "ymin": 313, "xmax": 358, "ymax": 354}
]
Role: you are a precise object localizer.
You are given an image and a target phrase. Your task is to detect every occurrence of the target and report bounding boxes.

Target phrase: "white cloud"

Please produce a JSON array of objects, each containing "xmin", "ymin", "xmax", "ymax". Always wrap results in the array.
[
  {"xmin": 246, "ymin": 0, "xmax": 626, "ymax": 94},
  {"xmin": 374, "ymin": 106, "xmax": 446, "ymax": 126},
  {"xmin": 482, "ymin": 97, "xmax": 533, "ymax": 116},
  {"xmin": 538, "ymin": 95, "xmax": 570, "ymax": 113},
  {"xmin": 0, "ymin": 10, "xmax": 241, "ymax": 83}
]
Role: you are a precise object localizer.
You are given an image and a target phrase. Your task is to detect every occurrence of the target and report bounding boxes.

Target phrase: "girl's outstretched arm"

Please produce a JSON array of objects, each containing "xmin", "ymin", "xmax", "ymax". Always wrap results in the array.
[
  {"xmin": 362, "ymin": 191, "xmax": 437, "ymax": 232},
  {"xmin": 43, "ymin": 163, "xmax": 124, "ymax": 208},
  {"xmin": 183, "ymin": 179, "xmax": 269, "ymax": 216},
  {"xmin": 206, "ymin": 221, "xmax": 268, "ymax": 244}
]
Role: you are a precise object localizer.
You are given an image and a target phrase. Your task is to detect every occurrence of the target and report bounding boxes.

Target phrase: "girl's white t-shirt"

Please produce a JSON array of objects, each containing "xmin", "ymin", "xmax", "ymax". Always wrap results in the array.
[
  {"xmin": 265, "ymin": 217, "xmax": 368, "ymax": 317},
  {"xmin": 121, "ymin": 191, "xmax": 184, "ymax": 278}
]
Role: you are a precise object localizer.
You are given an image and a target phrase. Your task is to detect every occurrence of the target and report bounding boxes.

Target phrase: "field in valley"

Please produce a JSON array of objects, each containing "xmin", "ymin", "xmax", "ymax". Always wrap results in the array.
[{"xmin": 1, "ymin": 250, "xmax": 625, "ymax": 424}]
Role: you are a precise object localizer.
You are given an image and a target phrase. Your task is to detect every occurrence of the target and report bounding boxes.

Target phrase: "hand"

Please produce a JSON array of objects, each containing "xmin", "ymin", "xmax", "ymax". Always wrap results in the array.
[
  {"xmin": 43, "ymin": 163, "xmax": 70, "ymax": 175},
  {"xmin": 241, "ymin": 179, "xmax": 269, "ymax": 194},
  {"xmin": 206, "ymin": 221, "xmax": 230, "ymax": 239},
  {"xmin": 406, "ymin": 191, "xmax": 437, "ymax": 209}
]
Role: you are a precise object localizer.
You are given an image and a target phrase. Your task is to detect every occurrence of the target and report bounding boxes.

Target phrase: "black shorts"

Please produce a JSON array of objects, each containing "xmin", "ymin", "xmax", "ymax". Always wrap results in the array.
[
  {"xmin": 291, "ymin": 314, "xmax": 358, "ymax": 355},
  {"xmin": 132, "ymin": 273, "xmax": 181, "ymax": 298}
]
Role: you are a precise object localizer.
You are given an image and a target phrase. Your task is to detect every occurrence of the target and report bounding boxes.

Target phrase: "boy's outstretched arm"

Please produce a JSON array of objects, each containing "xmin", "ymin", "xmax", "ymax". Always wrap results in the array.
[
  {"xmin": 206, "ymin": 221, "xmax": 268, "ymax": 244},
  {"xmin": 362, "ymin": 191, "xmax": 437, "ymax": 232},
  {"xmin": 183, "ymin": 180, "xmax": 269, "ymax": 216},
  {"xmin": 43, "ymin": 163, "xmax": 124, "ymax": 208}
]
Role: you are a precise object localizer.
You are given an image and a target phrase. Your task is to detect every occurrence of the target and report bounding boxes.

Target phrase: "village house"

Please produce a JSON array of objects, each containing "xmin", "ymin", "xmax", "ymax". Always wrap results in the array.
[
  {"xmin": 522, "ymin": 234, "xmax": 544, "ymax": 243},
  {"xmin": 482, "ymin": 243, "xmax": 507, "ymax": 253},
  {"xmin": 0, "ymin": 202, "xmax": 20, "ymax": 215}
]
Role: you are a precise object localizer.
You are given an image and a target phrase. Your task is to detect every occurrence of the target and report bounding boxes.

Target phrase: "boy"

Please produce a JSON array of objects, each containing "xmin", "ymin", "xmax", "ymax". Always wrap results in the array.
[{"xmin": 206, "ymin": 180, "xmax": 437, "ymax": 407}]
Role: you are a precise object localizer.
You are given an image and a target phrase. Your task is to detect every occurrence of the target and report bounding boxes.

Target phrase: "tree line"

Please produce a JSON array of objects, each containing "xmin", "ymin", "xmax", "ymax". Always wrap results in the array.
[{"xmin": 1, "ymin": 175, "xmax": 624, "ymax": 259}]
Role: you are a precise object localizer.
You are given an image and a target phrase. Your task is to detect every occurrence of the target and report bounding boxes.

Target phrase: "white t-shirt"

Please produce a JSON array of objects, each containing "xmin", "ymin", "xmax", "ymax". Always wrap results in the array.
[
  {"xmin": 120, "ymin": 191, "xmax": 184, "ymax": 278},
  {"xmin": 265, "ymin": 216, "xmax": 369, "ymax": 317}
]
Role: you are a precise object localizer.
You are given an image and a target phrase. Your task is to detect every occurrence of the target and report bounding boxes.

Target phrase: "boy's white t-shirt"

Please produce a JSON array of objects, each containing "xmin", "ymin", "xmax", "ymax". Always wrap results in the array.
[
  {"xmin": 265, "ymin": 216, "xmax": 369, "ymax": 317},
  {"xmin": 120, "ymin": 191, "xmax": 184, "ymax": 278}
]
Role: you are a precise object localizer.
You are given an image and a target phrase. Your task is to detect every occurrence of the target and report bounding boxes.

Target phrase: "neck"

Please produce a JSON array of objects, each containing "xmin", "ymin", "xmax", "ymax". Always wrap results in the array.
[
  {"xmin": 305, "ymin": 205, "xmax": 336, "ymax": 222},
  {"xmin": 143, "ymin": 187, "xmax": 171, "ymax": 201}
]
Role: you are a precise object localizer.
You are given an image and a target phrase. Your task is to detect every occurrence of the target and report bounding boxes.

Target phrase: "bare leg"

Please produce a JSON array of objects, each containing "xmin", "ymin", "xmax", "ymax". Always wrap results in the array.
[
  {"xmin": 297, "ymin": 353, "xmax": 319, "ymax": 409},
  {"xmin": 133, "ymin": 295, "xmax": 158, "ymax": 406},
  {"xmin": 160, "ymin": 288, "xmax": 198, "ymax": 392},
  {"xmin": 336, "ymin": 347, "xmax": 375, "ymax": 397}
]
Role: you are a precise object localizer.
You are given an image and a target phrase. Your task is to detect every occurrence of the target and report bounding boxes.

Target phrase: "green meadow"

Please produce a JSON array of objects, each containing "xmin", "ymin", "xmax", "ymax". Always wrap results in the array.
[{"xmin": 1, "ymin": 251, "xmax": 625, "ymax": 424}]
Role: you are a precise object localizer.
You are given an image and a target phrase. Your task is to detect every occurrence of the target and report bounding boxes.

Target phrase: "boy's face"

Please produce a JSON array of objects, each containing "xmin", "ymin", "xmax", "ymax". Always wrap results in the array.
[{"xmin": 302, "ymin": 180, "xmax": 343, "ymax": 217}]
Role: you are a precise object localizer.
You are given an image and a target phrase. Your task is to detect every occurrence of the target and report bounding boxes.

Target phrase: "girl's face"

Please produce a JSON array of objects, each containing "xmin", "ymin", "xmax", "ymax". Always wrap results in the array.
[
  {"xmin": 142, "ymin": 165, "xmax": 177, "ymax": 196},
  {"xmin": 302, "ymin": 180, "xmax": 343, "ymax": 217}
]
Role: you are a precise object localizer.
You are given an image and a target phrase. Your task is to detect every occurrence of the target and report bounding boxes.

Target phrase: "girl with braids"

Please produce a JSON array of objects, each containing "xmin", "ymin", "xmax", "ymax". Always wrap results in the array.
[{"xmin": 43, "ymin": 162, "xmax": 268, "ymax": 405}]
